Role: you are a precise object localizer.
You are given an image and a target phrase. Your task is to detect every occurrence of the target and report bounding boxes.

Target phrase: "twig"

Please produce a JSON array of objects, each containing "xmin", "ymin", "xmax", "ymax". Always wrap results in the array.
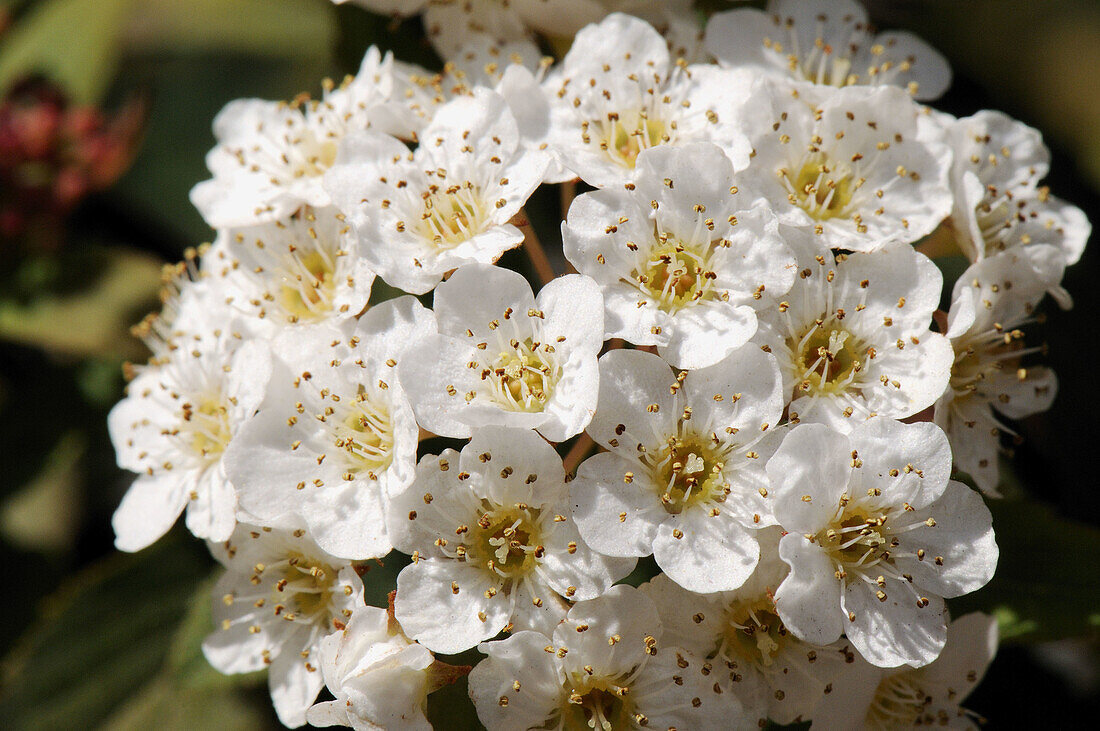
[
  {"xmin": 560, "ymin": 180, "xmax": 577, "ymax": 219},
  {"xmin": 512, "ymin": 208, "xmax": 556, "ymax": 287},
  {"xmin": 914, "ymin": 220, "xmax": 961, "ymax": 260},
  {"xmin": 563, "ymin": 433, "xmax": 595, "ymax": 475}
]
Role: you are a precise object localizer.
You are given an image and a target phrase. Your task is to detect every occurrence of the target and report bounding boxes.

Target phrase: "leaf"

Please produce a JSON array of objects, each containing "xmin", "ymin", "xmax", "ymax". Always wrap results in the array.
[
  {"xmin": 100, "ymin": 675, "xmax": 268, "ymax": 731},
  {"xmin": 0, "ymin": 534, "xmax": 211, "ymax": 729},
  {"xmin": 947, "ymin": 496, "xmax": 1100, "ymax": 644},
  {"xmin": 0, "ymin": 0, "xmax": 134, "ymax": 104},
  {"xmin": 0, "ymin": 431, "xmax": 84, "ymax": 553},
  {"xmin": 0, "ymin": 245, "xmax": 162, "ymax": 359},
  {"xmin": 100, "ymin": 576, "xmax": 269, "ymax": 731},
  {"xmin": 121, "ymin": 0, "xmax": 336, "ymax": 59}
]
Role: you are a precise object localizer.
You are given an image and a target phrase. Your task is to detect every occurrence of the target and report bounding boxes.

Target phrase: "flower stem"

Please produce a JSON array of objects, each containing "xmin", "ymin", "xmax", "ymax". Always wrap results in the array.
[
  {"xmin": 563, "ymin": 433, "xmax": 595, "ymax": 475},
  {"xmin": 514, "ymin": 208, "xmax": 556, "ymax": 287}
]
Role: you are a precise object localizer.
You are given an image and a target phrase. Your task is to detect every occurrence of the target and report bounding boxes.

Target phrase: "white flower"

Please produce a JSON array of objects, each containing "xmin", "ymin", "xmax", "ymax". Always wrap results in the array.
[
  {"xmin": 811, "ymin": 613, "xmax": 998, "ymax": 730},
  {"xmin": 129, "ymin": 263, "xmax": 273, "ymax": 359},
  {"xmin": 222, "ymin": 296, "xmax": 435, "ymax": 560},
  {"xmin": 203, "ymin": 206, "xmax": 374, "ymax": 329},
  {"xmin": 468, "ymin": 585, "xmax": 751, "ymax": 730},
  {"xmin": 388, "ymin": 427, "xmax": 634, "ymax": 653},
  {"xmin": 942, "ymin": 109, "xmax": 1090, "ymax": 307},
  {"xmin": 394, "ymin": 33, "xmax": 544, "ymax": 106},
  {"xmin": 390, "ymin": 33, "xmax": 574, "ymax": 183},
  {"xmin": 935, "ymin": 249, "xmax": 1059, "ymax": 496},
  {"xmin": 399, "ymin": 264, "xmax": 604, "ymax": 441},
  {"xmin": 203, "ymin": 523, "xmax": 365, "ymax": 728},
  {"xmin": 751, "ymin": 238, "xmax": 953, "ymax": 431},
  {"xmin": 705, "ymin": 0, "xmax": 952, "ymax": 100},
  {"xmin": 639, "ymin": 527, "xmax": 853, "ymax": 725},
  {"xmin": 563, "ymin": 142, "xmax": 795, "ymax": 369},
  {"xmin": 544, "ymin": 13, "xmax": 752, "ymax": 188},
  {"xmin": 324, "ymin": 88, "xmax": 550, "ymax": 294},
  {"xmin": 108, "ymin": 293, "xmax": 272, "ymax": 550},
  {"xmin": 767, "ymin": 419, "xmax": 998, "ymax": 668},
  {"xmin": 740, "ymin": 81, "xmax": 953, "ymax": 251},
  {"xmin": 191, "ymin": 48, "xmax": 416, "ymax": 229},
  {"xmin": 306, "ymin": 604, "xmax": 435, "ymax": 731},
  {"xmin": 572, "ymin": 347, "xmax": 784, "ymax": 593}
]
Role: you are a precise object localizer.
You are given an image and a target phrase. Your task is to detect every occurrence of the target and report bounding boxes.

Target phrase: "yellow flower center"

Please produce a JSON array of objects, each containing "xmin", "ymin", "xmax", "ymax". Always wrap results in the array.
[
  {"xmin": 817, "ymin": 509, "xmax": 893, "ymax": 580},
  {"xmin": 335, "ymin": 389, "xmax": 394, "ymax": 477},
  {"xmin": 721, "ymin": 601, "xmax": 789, "ymax": 669},
  {"xmin": 793, "ymin": 325, "xmax": 867, "ymax": 396},
  {"xmin": 635, "ymin": 238, "xmax": 720, "ymax": 313},
  {"xmin": 469, "ymin": 506, "xmax": 542, "ymax": 580},
  {"xmin": 867, "ymin": 673, "xmax": 932, "ymax": 727},
  {"xmin": 650, "ymin": 432, "xmax": 729, "ymax": 514},
  {"xmin": 562, "ymin": 677, "xmax": 634, "ymax": 731},
  {"xmin": 279, "ymin": 248, "xmax": 337, "ymax": 322},
  {"xmin": 784, "ymin": 155, "xmax": 856, "ymax": 220},
  {"xmin": 418, "ymin": 184, "xmax": 486, "ymax": 249},
  {"xmin": 592, "ymin": 111, "xmax": 669, "ymax": 169},
  {"xmin": 271, "ymin": 551, "xmax": 338, "ymax": 624},
  {"xmin": 184, "ymin": 397, "xmax": 232, "ymax": 459},
  {"xmin": 486, "ymin": 337, "xmax": 559, "ymax": 413}
]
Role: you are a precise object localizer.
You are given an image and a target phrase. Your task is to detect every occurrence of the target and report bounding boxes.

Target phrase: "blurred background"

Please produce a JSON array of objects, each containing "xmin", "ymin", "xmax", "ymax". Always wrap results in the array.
[{"xmin": 0, "ymin": 0, "xmax": 1096, "ymax": 728}]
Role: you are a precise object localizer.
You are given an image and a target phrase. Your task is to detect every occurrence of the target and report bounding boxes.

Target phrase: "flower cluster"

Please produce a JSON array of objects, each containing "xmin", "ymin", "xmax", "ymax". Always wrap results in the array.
[{"xmin": 109, "ymin": 1, "xmax": 1088, "ymax": 727}]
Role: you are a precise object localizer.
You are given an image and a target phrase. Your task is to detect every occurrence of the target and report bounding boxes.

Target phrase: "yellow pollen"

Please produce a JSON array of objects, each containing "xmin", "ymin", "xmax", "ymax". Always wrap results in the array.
[
  {"xmin": 785, "ymin": 155, "xmax": 855, "ymax": 220},
  {"xmin": 418, "ymin": 186, "xmax": 486, "ymax": 249}
]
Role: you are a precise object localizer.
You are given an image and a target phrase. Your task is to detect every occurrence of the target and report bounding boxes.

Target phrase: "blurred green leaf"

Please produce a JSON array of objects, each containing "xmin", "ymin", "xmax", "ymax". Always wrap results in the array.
[
  {"xmin": 122, "ymin": 0, "xmax": 335, "ymax": 59},
  {"xmin": 0, "ymin": 245, "xmax": 161, "ymax": 358},
  {"xmin": 0, "ymin": 534, "xmax": 211, "ymax": 729},
  {"xmin": 100, "ymin": 576, "xmax": 267, "ymax": 730},
  {"xmin": 0, "ymin": 431, "xmax": 84, "ymax": 553},
  {"xmin": 101, "ymin": 675, "xmax": 267, "ymax": 731},
  {"xmin": 0, "ymin": 0, "xmax": 133, "ymax": 103},
  {"xmin": 948, "ymin": 496, "xmax": 1100, "ymax": 644}
]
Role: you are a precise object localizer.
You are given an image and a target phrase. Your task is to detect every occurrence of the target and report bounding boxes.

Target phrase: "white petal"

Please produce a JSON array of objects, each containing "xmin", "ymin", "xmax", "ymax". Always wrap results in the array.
[
  {"xmin": 469, "ymin": 631, "xmax": 564, "ymax": 731},
  {"xmin": 774, "ymin": 533, "xmax": 845, "ymax": 646},
  {"xmin": 572, "ymin": 451, "xmax": 667, "ymax": 558},
  {"xmin": 112, "ymin": 474, "xmax": 190, "ymax": 552},
  {"xmin": 767, "ymin": 424, "xmax": 851, "ymax": 533},
  {"xmin": 269, "ymin": 639, "xmax": 327, "ymax": 728},
  {"xmin": 842, "ymin": 580, "xmax": 946, "ymax": 668},
  {"xmin": 652, "ymin": 508, "xmax": 759, "ymax": 593},
  {"xmin": 901, "ymin": 482, "xmax": 997, "ymax": 598},
  {"xmin": 394, "ymin": 560, "xmax": 509, "ymax": 654}
]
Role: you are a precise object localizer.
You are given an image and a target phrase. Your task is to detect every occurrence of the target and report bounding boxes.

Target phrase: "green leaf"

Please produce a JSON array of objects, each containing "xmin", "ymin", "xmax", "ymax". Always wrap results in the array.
[
  {"xmin": 0, "ymin": 0, "xmax": 134, "ymax": 103},
  {"xmin": 0, "ymin": 245, "xmax": 162, "ymax": 359},
  {"xmin": 122, "ymin": 0, "xmax": 335, "ymax": 59},
  {"xmin": 948, "ymin": 496, "xmax": 1100, "ymax": 643},
  {"xmin": 100, "ymin": 675, "xmax": 268, "ymax": 731},
  {"xmin": 100, "ymin": 576, "xmax": 269, "ymax": 731},
  {"xmin": 0, "ymin": 431, "xmax": 84, "ymax": 553},
  {"xmin": 0, "ymin": 534, "xmax": 211, "ymax": 729}
]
